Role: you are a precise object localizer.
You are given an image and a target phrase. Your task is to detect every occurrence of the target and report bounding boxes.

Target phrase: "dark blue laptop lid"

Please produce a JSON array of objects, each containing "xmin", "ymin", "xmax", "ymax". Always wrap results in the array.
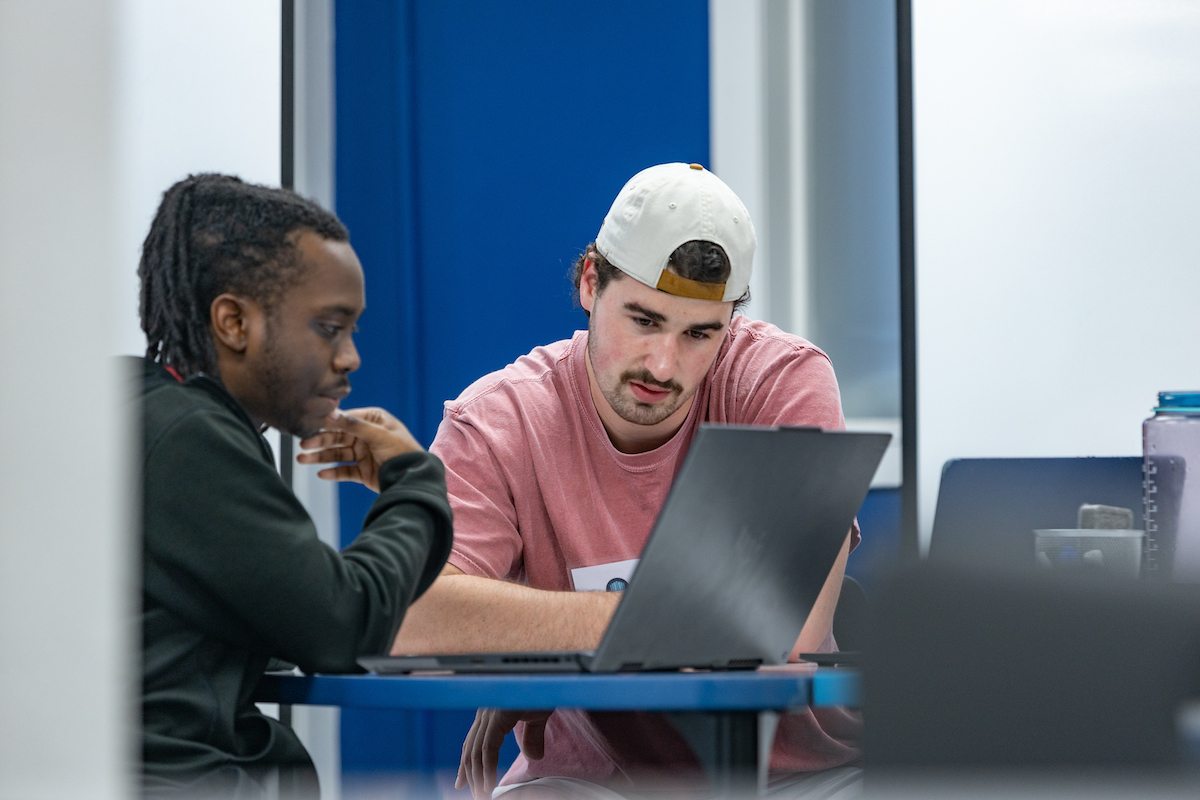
[{"xmin": 928, "ymin": 456, "xmax": 1143, "ymax": 570}]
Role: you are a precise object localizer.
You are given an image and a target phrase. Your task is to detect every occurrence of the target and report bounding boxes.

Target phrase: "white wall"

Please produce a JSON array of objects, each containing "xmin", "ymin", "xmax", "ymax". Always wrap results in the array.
[
  {"xmin": 914, "ymin": 0, "xmax": 1200, "ymax": 547},
  {"xmin": 113, "ymin": 0, "xmax": 281, "ymax": 356},
  {"xmin": 0, "ymin": 3, "xmax": 134, "ymax": 798}
]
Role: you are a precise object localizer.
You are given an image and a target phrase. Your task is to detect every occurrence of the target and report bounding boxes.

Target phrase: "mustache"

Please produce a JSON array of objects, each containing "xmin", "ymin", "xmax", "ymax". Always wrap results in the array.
[{"xmin": 621, "ymin": 370, "xmax": 682, "ymax": 394}]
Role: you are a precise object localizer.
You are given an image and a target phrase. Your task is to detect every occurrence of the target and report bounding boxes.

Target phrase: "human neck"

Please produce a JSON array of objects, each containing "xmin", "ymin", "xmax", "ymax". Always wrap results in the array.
[{"xmin": 584, "ymin": 349, "xmax": 694, "ymax": 455}]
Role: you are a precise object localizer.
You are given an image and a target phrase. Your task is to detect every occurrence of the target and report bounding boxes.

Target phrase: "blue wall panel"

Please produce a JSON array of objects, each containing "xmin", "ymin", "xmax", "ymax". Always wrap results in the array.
[
  {"xmin": 336, "ymin": 0, "xmax": 711, "ymax": 549},
  {"xmin": 333, "ymin": 0, "xmax": 422, "ymax": 547},
  {"xmin": 335, "ymin": 0, "xmax": 710, "ymax": 777}
]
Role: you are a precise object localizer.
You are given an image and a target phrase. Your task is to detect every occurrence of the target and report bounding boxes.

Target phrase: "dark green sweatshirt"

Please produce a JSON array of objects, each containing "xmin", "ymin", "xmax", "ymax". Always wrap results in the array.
[{"xmin": 136, "ymin": 358, "xmax": 452, "ymax": 790}]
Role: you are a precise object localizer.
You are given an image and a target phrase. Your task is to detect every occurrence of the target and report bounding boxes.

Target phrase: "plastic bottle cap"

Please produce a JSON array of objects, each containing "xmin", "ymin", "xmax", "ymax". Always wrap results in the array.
[
  {"xmin": 1157, "ymin": 391, "xmax": 1200, "ymax": 410},
  {"xmin": 1154, "ymin": 391, "xmax": 1200, "ymax": 413},
  {"xmin": 1159, "ymin": 392, "xmax": 1200, "ymax": 407}
]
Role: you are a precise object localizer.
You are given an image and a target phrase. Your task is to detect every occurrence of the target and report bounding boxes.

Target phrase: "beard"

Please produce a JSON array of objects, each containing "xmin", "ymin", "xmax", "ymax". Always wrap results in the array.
[
  {"xmin": 256, "ymin": 320, "xmax": 341, "ymax": 440},
  {"xmin": 601, "ymin": 368, "xmax": 688, "ymax": 426},
  {"xmin": 588, "ymin": 334, "xmax": 689, "ymax": 427},
  {"xmin": 257, "ymin": 342, "xmax": 313, "ymax": 438}
]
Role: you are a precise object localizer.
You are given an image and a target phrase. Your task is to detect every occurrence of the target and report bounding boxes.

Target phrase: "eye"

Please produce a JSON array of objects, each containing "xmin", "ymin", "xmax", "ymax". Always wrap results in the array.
[
  {"xmin": 688, "ymin": 329, "xmax": 711, "ymax": 341},
  {"xmin": 315, "ymin": 322, "xmax": 343, "ymax": 339},
  {"xmin": 633, "ymin": 316, "xmax": 655, "ymax": 328}
]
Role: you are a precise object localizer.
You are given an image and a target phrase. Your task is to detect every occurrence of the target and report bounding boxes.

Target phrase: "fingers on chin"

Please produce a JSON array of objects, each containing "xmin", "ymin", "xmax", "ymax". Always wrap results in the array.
[
  {"xmin": 300, "ymin": 432, "xmax": 345, "ymax": 451},
  {"xmin": 317, "ymin": 466, "xmax": 360, "ymax": 482}
]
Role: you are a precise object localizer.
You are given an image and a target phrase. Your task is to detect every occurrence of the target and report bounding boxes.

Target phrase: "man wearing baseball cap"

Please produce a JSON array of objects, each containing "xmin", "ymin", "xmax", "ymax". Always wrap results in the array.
[{"xmin": 396, "ymin": 163, "xmax": 860, "ymax": 797}]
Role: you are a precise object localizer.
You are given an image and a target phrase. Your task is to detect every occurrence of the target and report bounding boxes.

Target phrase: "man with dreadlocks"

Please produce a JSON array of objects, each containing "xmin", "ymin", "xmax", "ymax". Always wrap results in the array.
[{"xmin": 136, "ymin": 173, "xmax": 452, "ymax": 797}]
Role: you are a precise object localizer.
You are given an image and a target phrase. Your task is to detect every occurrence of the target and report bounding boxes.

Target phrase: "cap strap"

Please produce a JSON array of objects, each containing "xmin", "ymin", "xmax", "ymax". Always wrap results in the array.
[{"xmin": 655, "ymin": 270, "xmax": 726, "ymax": 301}]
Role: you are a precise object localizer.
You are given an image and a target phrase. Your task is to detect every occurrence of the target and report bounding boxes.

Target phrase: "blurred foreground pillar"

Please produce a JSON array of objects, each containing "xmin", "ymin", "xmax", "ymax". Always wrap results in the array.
[{"xmin": 0, "ymin": 2, "xmax": 136, "ymax": 798}]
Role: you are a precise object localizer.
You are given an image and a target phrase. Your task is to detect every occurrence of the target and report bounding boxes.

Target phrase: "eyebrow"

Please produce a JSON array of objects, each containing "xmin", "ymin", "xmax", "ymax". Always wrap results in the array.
[
  {"xmin": 316, "ymin": 304, "xmax": 362, "ymax": 317},
  {"xmin": 624, "ymin": 302, "xmax": 726, "ymax": 332},
  {"xmin": 624, "ymin": 302, "xmax": 667, "ymax": 323}
]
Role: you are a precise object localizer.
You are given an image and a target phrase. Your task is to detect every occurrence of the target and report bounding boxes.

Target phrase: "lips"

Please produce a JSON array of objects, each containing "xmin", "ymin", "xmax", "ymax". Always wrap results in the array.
[
  {"xmin": 320, "ymin": 381, "xmax": 351, "ymax": 400},
  {"xmin": 628, "ymin": 381, "xmax": 672, "ymax": 403},
  {"xmin": 317, "ymin": 383, "xmax": 351, "ymax": 411}
]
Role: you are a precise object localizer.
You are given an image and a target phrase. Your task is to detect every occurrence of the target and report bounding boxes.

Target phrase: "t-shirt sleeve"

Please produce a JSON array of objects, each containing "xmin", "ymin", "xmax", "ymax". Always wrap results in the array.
[
  {"xmin": 721, "ymin": 335, "xmax": 846, "ymax": 431},
  {"xmin": 142, "ymin": 408, "xmax": 452, "ymax": 673},
  {"xmin": 717, "ymin": 329, "xmax": 862, "ymax": 551},
  {"xmin": 429, "ymin": 409, "xmax": 525, "ymax": 580}
]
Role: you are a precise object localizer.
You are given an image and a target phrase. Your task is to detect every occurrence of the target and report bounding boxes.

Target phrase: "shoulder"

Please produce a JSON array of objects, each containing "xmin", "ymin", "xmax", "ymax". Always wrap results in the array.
[
  {"xmin": 706, "ymin": 316, "xmax": 844, "ymax": 428},
  {"xmin": 442, "ymin": 335, "xmax": 579, "ymax": 421},
  {"xmin": 715, "ymin": 316, "xmax": 835, "ymax": 378},
  {"xmin": 432, "ymin": 335, "xmax": 586, "ymax": 478},
  {"xmin": 141, "ymin": 372, "xmax": 266, "ymax": 467},
  {"xmin": 140, "ymin": 375, "xmax": 292, "ymax": 545}
]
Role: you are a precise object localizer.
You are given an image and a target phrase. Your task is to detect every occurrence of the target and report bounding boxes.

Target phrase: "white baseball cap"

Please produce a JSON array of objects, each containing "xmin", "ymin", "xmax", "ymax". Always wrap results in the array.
[{"xmin": 594, "ymin": 162, "xmax": 756, "ymax": 303}]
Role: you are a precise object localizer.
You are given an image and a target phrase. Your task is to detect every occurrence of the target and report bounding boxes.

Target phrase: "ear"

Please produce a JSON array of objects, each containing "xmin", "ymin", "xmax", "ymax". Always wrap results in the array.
[
  {"xmin": 579, "ymin": 258, "xmax": 599, "ymax": 315},
  {"xmin": 209, "ymin": 293, "xmax": 256, "ymax": 354}
]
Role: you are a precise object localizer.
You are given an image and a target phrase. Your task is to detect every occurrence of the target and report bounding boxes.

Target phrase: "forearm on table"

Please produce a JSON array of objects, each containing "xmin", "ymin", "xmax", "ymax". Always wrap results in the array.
[
  {"xmin": 791, "ymin": 530, "xmax": 852, "ymax": 658},
  {"xmin": 392, "ymin": 564, "xmax": 621, "ymax": 655}
]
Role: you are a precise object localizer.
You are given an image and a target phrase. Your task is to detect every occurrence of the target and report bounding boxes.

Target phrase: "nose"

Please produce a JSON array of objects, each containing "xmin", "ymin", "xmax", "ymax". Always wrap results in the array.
[
  {"xmin": 644, "ymin": 335, "xmax": 677, "ymax": 383},
  {"xmin": 334, "ymin": 335, "xmax": 361, "ymax": 374}
]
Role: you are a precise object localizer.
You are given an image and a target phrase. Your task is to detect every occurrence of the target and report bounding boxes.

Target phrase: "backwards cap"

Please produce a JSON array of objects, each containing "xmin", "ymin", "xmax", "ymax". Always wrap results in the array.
[{"xmin": 594, "ymin": 163, "xmax": 756, "ymax": 302}]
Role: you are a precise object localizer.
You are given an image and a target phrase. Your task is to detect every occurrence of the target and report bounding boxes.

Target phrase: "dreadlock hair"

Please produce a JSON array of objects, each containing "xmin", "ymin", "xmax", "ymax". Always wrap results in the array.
[
  {"xmin": 139, "ymin": 173, "xmax": 349, "ymax": 378},
  {"xmin": 570, "ymin": 240, "xmax": 750, "ymax": 314}
]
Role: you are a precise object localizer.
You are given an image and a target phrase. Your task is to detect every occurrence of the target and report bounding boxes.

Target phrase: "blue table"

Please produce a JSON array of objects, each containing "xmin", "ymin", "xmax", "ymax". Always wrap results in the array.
[
  {"xmin": 256, "ymin": 666, "xmax": 860, "ymax": 710},
  {"xmin": 256, "ymin": 666, "xmax": 861, "ymax": 794}
]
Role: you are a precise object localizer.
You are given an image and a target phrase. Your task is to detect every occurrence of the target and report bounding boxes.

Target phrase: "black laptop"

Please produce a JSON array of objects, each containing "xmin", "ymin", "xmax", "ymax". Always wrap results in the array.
[{"xmin": 360, "ymin": 424, "xmax": 890, "ymax": 674}]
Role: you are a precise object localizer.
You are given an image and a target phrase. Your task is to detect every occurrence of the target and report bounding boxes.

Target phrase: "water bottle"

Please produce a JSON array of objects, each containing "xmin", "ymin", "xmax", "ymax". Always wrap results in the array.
[{"xmin": 1143, "ymin": 392, "xmax": 1200, "ymax": 579}]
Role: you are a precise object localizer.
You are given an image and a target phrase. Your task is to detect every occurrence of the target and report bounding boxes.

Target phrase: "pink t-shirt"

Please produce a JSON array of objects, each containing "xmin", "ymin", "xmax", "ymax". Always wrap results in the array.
[{"xmin": 430, "ymin": 315, "xmax": 862, "ymax": 786}]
